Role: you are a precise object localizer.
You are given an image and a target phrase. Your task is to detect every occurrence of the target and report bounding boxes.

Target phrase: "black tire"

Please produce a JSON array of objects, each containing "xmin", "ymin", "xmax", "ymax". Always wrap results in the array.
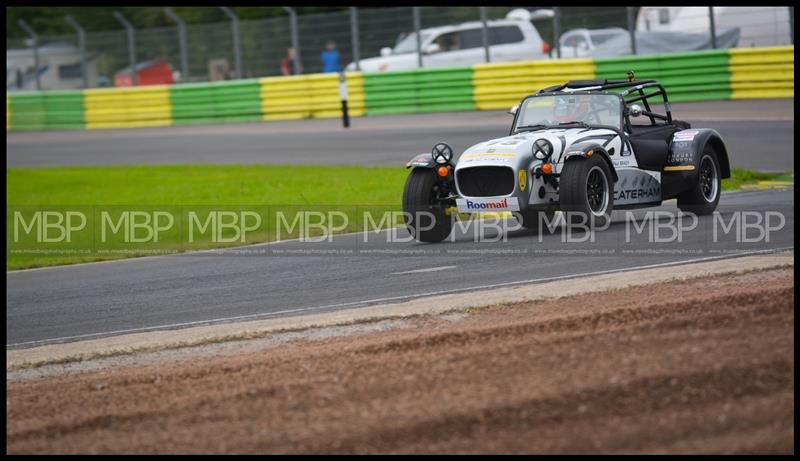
[
  {"xmin": 402, "ymin": 168, "xmax": 453, "ymax": 243},
  {"xmin": 559, "ymin": 155, "xmax": 614, "ymax": 228},
  {"xmin": 677, "ymin": 145, "xmax": 721, "ymax": 216},
  {"xmin": 517, "ymin": 209, "xmax": 556, "ymax": 231}
]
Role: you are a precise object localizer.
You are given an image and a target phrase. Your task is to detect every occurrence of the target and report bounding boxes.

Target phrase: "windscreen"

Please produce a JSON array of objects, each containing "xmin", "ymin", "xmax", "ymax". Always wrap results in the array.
[
  {"xmin": 393, "ymin": 32, "xmax": 433, "ymax": 54},
  {"xmin": 515, "ymin": 93, "xmax": 622, "ymax": 130}
]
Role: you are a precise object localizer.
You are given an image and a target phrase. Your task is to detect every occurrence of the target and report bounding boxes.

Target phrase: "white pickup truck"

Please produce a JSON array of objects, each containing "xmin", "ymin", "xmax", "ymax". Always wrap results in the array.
[{"xmin": 346, "ymin": 9, "xmax": 554, "ymax": 72}]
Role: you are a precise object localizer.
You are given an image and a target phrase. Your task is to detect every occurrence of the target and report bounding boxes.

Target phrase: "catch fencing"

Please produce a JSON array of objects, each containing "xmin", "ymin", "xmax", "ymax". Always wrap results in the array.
[
  {"xmin": 7, "ymin": 6, "xmax": 794, "ymax": 91},
  {"xmin": 6, "ymin": 45, "xmax": 795, "ymax": 131}
]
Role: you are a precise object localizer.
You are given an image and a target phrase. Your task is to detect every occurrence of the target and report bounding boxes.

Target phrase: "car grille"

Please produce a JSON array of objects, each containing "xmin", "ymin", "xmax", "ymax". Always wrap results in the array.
[{"xmin": 456, "ymin": 166, "xmax": 515, "ymax": 197}]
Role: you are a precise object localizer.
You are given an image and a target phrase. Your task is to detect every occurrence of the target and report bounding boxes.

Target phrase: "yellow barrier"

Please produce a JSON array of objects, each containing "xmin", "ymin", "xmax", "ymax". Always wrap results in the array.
[
  {"xmin": 83, "ymin": 85, "xmax": 172, "ymax": 129},
  {"xmin": 259, "ymin": 72, "xmax": 365, "ymax": 121},
  {"xmin": 729, "ymin": 46, "xmax": 794, "ymax": 99},
  {"xmin": 472, "ymin": 58, "xmax": 595, "ymax": 110}
]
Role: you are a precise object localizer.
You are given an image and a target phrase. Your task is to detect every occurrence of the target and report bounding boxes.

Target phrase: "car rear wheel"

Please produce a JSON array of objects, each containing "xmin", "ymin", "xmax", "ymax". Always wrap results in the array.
[
  {"xmin": 559, "ymin": 155, "xmax": 614, "ymax": 228},
  {"xmin": 677, "ymin": 145, "xmax": 721, "ymax": 216},
  {"xmin": 402, "ymin": 168, "xmax": 453, "ymax": 243}
]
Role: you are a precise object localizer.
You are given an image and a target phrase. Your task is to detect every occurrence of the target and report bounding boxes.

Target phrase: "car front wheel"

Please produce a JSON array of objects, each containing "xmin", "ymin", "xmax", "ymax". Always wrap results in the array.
[
  {"xmin": 402, "ymin": 168, "xmax": 453, "ymax": 242},
  {"xmin": 559, "ymin": 155, "xmax": 614, "ymax": 228}
]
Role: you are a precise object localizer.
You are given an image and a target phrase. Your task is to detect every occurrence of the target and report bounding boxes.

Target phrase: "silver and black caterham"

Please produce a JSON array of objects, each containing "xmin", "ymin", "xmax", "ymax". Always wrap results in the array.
[{"xmin": 402, "ymin": 77, "xmax": 731, "ymax": 242}]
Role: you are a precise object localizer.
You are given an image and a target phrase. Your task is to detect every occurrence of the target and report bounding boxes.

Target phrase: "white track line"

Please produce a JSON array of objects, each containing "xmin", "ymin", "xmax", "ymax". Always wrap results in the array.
[
  {"xmin": 6, "ymin": 227, "xmax": 396, "ymax": 274},
  {"xmin": 390, "ymin": 265, "xmax": 457, "ymax": 275},
  {"xmin": 6, "ymin": 246, "xmax": 792, "ymax": 349}
]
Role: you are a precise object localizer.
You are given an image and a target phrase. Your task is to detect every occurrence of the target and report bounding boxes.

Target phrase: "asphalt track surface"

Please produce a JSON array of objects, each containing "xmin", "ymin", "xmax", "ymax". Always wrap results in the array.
[
  {"xmin": 6, "ymin": 100, "xmax": 794, "ymax": 171},
  {"xmin": 6, "ymin": 188, "xmax": 794, "ymax": 348}
]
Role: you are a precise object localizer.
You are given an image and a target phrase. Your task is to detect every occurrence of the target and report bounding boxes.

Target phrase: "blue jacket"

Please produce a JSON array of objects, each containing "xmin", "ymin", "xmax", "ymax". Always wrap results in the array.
[{"xmin": 321, "ymin": 49, "xmax": 341, "ymax": 73}]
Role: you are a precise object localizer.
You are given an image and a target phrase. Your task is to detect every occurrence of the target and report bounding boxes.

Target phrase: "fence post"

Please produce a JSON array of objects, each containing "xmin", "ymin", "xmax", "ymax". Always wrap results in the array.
[
  {"xmin": 350, "ymin": 7, "xmax": 360, "ymax": 71},
  {"xmin": 553, "ymin": 7, "xmax": 562, "ymax": 58},
  {"xmin": 413, "ymin": 7, "xmax": 422, "ymax": 69},
  {"xmin": 112, "ymin": 11, "xmax": 138, "ymax": 86},
  {"xmin": 164, "ymin": 8, "xmax": 190, "ymax": 82},
  {"xmin": 17, "ymin": 20, "xmax": 41, "ymax": 91},
  {"xmin": 708, "ymin": 7, "xmax": 717, "ymax": 49},
  {"xmin": 220, "ymin": 7, "xmax": 243, "ymax": 79},
  {"xmin": 65, "ymin": 16, "xmax": 88, "ymax": 89},
  {"xmin": 480, "ymin": 7, "xmax": 490, "ymax": 63},
  {"xmin": 339, "ymin": 72, "xmax": 349, "ymax": 128},
  {"xmin": 626, "ymin": 7, "xmax": 637, "ymax": 55},
  {"xmin": 283, "ymin": 7, "xmax": 301, "ymax": 75}
]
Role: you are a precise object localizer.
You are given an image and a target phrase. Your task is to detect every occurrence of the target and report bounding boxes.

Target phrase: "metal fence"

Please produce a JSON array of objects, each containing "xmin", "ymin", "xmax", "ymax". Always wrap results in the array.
[{"xmin": 7, "ymin": 6, "xmax": 795, "ymax": 91}]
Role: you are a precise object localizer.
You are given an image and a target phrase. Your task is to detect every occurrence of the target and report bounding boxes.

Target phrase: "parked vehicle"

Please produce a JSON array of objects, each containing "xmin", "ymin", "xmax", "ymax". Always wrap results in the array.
[
  {"xmin": 114, "ymin": 59, "xmax": 175, "ymax": 87},
  {"xmin": 637, "ymin": 6, "xmax": 792, "ymax": 47},
  {"xmin": 557, "ymin": 26, "xmax": 740, "ymax": 58},
  {"xmin": 345, "ymin": 9, "xmax": 553, "ymax": 72},
  {"xmin": 402, "ymin": 77, "xmax": 731, "ymax": 242},
  {"xmin": 557, "ymin": 28, "xmax": 629, "ymax": 58},
  {"xmin": 6, "ymin": 42, "xmax": 98, "ymax": 91}
]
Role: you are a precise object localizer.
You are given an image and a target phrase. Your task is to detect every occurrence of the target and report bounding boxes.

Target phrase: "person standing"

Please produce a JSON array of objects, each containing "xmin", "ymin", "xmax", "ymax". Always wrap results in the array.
[
  {"xmin": 320, "ymin": 40, "xmax": 342, "ymax": 73},
  {"xmin": 281, "ymin": 47, "xmax": 302, "ymax": 75}
]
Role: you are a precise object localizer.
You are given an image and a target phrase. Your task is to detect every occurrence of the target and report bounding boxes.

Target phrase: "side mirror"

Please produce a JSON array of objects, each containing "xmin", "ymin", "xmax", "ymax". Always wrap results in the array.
[
  {"xmin": 629, "ymin": 104, "xmax": 643, "ymax": 117},
  {"xmin": 508, "ymin": 104, "xmax": 519, "ymax": 115},
  {"xmin": 380, "ymin": 47, "xmax": 392, "ymax": 57},
  {"xmin": 424, "ymin": 43, "xmax": 441, "ymax": 55}
]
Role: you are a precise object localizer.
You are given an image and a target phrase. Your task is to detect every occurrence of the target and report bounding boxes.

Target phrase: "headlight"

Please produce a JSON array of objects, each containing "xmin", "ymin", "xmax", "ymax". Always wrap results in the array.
[
  {"xmin": 432, "ymin": 142, "xmax": 453, "ymax": 165},
  {"xmin": 532, "ymin": 138, "xmax": 553, "ymax": 160}
]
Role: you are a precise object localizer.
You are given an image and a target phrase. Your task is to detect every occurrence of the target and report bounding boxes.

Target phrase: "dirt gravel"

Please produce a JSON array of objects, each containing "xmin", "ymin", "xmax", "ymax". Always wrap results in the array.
[{"xmin": 6, "ymin": 267, "xmax": 794, "ymax": 454}]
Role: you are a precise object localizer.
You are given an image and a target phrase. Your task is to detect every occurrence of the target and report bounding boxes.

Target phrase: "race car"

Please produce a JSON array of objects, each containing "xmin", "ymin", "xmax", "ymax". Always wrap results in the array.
[{"xmin": 402, "ymin": 76, "xmax": 731, "ymax": 242}]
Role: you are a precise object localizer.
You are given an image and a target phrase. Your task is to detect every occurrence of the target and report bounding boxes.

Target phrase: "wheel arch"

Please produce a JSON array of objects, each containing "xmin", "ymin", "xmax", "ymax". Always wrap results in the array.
[
  {"xmin": 703, "ymin": 133, "xmax": 731, "ymax": 179},
  {"xmin": 563, "ymin": 143, "xmax": 618, "ymax": 182},
  {"xmin": 405, "ymin": 153, "xmax": 435, "ymax": 169}
]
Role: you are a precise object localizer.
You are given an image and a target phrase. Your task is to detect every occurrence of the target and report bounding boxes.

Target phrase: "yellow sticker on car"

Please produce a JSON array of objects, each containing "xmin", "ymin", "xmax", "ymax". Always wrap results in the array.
[{"xmin": 519, "ymin": 170, "xmax": 527, "ymax": 192}]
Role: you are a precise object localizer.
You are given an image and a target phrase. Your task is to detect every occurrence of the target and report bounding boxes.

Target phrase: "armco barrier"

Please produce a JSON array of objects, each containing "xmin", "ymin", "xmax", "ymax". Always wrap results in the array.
[
  {"xmin": 729, "ymin": 46, "xmax": 794, "ymax": 99},
  {"xmin": 43, "ymin": 91, "xmax": 85, "ymax": 130},
  {"xmin": 364, "ymin": 67, "xmax": 474, "ymax": 115},
  {"xmin": 260, "ymin": 72, "xmax": 365, "ymax": 120},
  {"xmin": 83, "ymin": 85, "xmax": 172, "ymax": 129},
  {"xmin": 171, "ymin": 79, "xmax": 262, "ymax": 125},
  {"xmin": 594, "ymin": 50, "xmax": 731, "ymax": 102},
  {"xmin": 8, "ymin": 91, "xmax": 85, "ymax": 130},
  {"xmin": 472, "ymin": 58, "xmax": 595, "ymax": 110},
  {"xmin": 8, "ymin": 93, "xmax": 47, "ymax": 131},
  {"xmin": 5, "ymin": 46, "xmax": 793, "ymax": 132}
]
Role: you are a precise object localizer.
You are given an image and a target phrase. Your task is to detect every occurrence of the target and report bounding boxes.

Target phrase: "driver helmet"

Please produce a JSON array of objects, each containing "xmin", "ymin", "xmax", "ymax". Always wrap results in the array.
[{"xmin": 554, "ymin": 95, "xmax": 590, "ymax": 123}]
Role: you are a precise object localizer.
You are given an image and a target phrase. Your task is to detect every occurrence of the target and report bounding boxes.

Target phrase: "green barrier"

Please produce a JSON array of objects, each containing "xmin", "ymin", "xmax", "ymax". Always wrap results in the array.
[
  {"xmin": 214, "ymin": 81, "xmax": 261, "ymax": 122},
  {"xmin": 170, "ymin": 80, "xmax": 261, "ymax": 125},
  {"xmin": 8, "ymin": 93, "xmax": 47, "ymax": 131},
  {"xmin": 364, "ymin": 67, "xmax": 475, "ymax": 115},
  {"xmin": 43, "ymin": 91, "xmax": 84, "ymax": 129},
  {"xmin": 595, "ymin": 50, "xmax": 731, "ymax": 102},
  {"xmin": 170, "ymin": 83, "xmax": 217, "ymax": 125}
]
